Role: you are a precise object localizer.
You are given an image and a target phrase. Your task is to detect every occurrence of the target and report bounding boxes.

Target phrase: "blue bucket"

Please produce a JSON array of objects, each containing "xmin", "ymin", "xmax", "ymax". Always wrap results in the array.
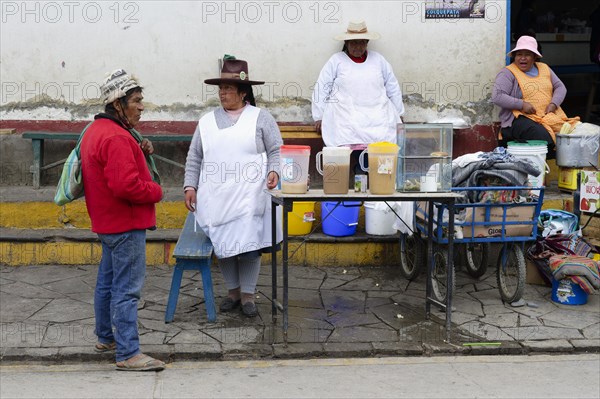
[
  {"xmin": 321, "ymin": 201, "xmax": 361, "ymax": 237},
  {"xmin": 551, "ymin": 279, "xmax": 588, "ymax": 305}
]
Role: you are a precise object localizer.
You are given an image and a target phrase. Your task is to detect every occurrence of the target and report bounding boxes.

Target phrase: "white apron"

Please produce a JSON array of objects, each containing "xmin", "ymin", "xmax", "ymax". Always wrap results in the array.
[
  {"xmin": 194, "ymin": 106, "xmax": 281, "ymax": 258},
  {"xmin": 322, "ymin": 57, "xmax": 400, "ymax": 147}
]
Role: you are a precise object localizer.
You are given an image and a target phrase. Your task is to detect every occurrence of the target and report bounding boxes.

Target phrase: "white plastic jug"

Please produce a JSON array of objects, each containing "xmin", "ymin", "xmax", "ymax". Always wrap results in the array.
[{"xmin": 316, "ymin": 147, "xmax": 352, "ymax": 194}]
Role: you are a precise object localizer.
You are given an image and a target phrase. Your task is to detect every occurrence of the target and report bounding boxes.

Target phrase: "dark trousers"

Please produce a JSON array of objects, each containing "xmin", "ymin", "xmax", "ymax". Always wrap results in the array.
[{"xmin": 499, "ymin": 116, "xmax": 556, "ymax": 159}]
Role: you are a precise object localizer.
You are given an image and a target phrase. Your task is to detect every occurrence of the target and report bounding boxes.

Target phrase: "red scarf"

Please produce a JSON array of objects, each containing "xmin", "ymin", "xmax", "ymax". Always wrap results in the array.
[{"xmin": 348, "ymin": 52, "xmax": 367, "ymax": 63}]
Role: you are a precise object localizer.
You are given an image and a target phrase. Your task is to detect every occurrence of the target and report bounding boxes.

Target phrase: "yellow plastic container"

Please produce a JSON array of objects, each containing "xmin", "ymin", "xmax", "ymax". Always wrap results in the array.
[
  {"xmin": 558, "ymin": 167, "xmax": 581, "ymax": 191},
  {"xmin": 287, "ymin": 202, "xmax": 316, "ymax": 236}
]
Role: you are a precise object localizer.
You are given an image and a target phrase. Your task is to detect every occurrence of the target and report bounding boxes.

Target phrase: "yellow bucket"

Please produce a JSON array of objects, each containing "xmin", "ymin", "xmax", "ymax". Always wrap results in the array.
[{"xmin": 288, "ymin": 202, "xmax": 316, "ymax": 236}]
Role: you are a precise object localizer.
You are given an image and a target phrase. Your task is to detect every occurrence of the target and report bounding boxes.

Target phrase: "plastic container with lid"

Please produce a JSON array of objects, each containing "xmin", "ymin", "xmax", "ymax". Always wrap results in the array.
[
  {"xmin": 396, "ymin": 123, "xmax": 453, "ymax": 192},
  {"xmin": 358, "ymin": 142, "xmax": 399, "ymax": 194},
  {"xmin": 280, "ymin": 145, "xmax": 311, "ymax": 194}
]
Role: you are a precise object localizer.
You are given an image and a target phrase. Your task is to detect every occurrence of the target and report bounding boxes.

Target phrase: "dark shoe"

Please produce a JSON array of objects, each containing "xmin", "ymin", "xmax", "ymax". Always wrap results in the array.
[
  {"xmin": 241, "ymin": 301, "xmax": 258, "ymax": 317},
  {"xmin": 219, "ymin": 297, "xmax": 241, "ymax": 312}
]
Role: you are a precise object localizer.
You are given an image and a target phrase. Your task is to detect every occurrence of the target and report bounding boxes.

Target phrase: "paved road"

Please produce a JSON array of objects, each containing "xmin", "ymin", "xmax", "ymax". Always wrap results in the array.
[
  {"xmin": 2, "ymin": 264, "xmax": 599, "ymax": 363},
  {"xmin": 1, "ymin": 354, "xmax": 599, "ymax": 398}
]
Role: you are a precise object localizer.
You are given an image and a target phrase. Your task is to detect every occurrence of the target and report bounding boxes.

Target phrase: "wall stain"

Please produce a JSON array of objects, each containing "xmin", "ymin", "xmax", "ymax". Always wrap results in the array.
[
  {"xmin": 0, "ymin": 93, "xmax": 493, "ymax": 125},
  {"xmin": 405, "ymin": 93, "xmax": 494, "ymax": 125}
]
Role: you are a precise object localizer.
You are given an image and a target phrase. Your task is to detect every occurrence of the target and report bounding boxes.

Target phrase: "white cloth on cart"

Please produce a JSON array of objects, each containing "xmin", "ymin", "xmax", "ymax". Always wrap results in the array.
[{"xmin": 387, "ymin": 201, "xmax": 414, "ymax": 234}]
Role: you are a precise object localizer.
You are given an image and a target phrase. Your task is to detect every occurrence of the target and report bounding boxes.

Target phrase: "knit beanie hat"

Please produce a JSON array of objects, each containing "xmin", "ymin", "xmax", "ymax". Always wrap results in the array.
[{"xmin": 100, "ymin": 69, "xmax": 139, "ymax": 104}]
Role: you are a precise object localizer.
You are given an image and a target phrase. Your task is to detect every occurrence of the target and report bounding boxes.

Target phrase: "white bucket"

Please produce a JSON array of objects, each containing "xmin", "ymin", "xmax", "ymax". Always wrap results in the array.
[
  {"xmin": 364, "ymin": 202, "xmax": 397, "ymax": 235},
  {"xmin": 506, "ymin": 141, "xmax": 548, "ymax": 188}
]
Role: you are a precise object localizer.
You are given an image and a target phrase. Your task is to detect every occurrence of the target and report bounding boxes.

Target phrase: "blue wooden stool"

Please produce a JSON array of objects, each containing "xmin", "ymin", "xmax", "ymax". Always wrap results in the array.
[{"xmin": 165, "ymin": 212, "xmax": 216, "ymax": 323}]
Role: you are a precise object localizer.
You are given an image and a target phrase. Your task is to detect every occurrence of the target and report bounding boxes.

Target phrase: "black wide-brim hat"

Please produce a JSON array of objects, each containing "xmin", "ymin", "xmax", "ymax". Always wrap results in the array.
[{"xmin": 204, "ymin": 59, "xmax": 265, "ymax": 86}]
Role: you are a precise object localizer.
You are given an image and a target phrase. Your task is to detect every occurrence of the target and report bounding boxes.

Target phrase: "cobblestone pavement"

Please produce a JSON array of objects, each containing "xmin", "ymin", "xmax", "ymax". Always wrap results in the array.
[{"xmin": 0, "ymin": 263, "xmax": 598, "ymax": 364}]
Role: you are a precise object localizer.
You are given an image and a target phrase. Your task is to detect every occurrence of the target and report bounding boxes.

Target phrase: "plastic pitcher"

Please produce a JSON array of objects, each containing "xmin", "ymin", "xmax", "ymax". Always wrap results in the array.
[
  {"xmin": 316, "ymin": 147, "xmax": 352, "ymax": 194},
  {"xmin": 358, "ymin": 142, "xmax": 399, "ymax": 194},
  {"xmin": 280, "ymin": 145, "xmax": 311, "ymax": 194}
]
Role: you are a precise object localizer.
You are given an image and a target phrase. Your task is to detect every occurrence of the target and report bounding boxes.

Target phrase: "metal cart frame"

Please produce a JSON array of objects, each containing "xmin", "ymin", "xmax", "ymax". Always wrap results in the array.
[{"xmin": 413, "ymin": 186, "xmax": 545, "ymax": 303}]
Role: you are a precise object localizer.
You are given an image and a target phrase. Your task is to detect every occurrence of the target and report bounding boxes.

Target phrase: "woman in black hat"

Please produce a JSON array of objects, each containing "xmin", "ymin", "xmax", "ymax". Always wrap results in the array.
[{"xmin": 183, "ymin": 56, "xmax": 283, "ymax": 317}]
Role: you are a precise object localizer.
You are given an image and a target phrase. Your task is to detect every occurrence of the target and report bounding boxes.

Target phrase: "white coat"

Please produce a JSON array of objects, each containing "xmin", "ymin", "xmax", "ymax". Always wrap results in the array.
[
  {"xmin": 194, "ymin": 105, "xmax": 281, "ymax": 258},
  {"xmin": 312, "ymin": 51, "xmax": 404, "ymax": 147}
]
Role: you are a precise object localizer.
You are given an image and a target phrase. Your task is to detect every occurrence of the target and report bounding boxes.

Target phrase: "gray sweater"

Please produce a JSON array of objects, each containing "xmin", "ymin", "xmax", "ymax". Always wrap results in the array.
[{"xmin": 184, "ymin": 106, "xmax": 283, "ymax": 189}]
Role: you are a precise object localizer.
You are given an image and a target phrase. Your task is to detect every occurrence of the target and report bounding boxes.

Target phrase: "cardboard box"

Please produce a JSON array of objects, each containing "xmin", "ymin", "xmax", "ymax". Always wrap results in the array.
[
  {"xmin": 526, "ymin": 259, "xmax": 549, "ymax": 286},
  {"xmin": 460, "ymin": 205, "xmax": 535, "ymax": 238},
  {"xmin": 415, "ymin": 202, "xmax": 536, "ymax": 238},
  {"xmin": 580, "ymin": 170, "xmax": 599, "ymax": 214}
]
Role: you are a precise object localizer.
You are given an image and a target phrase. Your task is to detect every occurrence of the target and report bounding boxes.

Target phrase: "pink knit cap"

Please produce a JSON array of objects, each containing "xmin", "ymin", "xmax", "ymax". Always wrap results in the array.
[{"xmin": 508, "ymin": 35, "xmax": 542, "ymax": 57}]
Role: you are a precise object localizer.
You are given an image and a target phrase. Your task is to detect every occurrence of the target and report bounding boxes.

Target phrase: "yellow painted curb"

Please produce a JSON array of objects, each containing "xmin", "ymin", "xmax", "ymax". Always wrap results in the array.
[
  {"xmin": 0, "ymin": 242, "xmax": 177, "ymax": 266},
  {"xmin": 0, "ymin": 201, "xmax": 189, "ymax": 229},
  {"xmin": 0, "ymin": 241, "xmax": 398, "ymax": 267}
]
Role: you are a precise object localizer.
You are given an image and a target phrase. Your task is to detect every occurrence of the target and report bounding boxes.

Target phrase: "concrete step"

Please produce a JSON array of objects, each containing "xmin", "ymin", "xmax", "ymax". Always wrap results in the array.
[
  {"xmin": 0, "ymin": 226, "xmax": 400, "ymax": 267},
  {"xmin": 0, "ymin": 185, "xmax": 579, "ymax": 266}
]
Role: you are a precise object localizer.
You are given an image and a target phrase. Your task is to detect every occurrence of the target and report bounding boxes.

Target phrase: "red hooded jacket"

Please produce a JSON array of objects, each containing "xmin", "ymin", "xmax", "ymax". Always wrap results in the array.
[{"xmin": 81, "ymin": 116, "xmax": 162, "ymax": 234}]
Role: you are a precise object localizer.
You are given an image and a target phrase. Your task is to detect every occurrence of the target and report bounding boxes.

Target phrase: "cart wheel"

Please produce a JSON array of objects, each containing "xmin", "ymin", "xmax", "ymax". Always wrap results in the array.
[
  {"xmin": 431, "ymin": 244, "xmax": 456, "ymax": 304},
  {"xmin": 463, "ymin": 242, "xmax": 490, "ymax": 278},
  {"xmin": 496, "ymin": 243, "xmax": 526, "ymax": 303},
  {"xmin": 399, "ymin": 233, "xmax": 425, "ymax": 280}
]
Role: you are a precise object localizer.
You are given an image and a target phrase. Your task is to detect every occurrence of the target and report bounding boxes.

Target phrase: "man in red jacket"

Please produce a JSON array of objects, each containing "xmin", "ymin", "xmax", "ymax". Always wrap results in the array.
[{"xmin": 81, "ymin": 69, "xmax": 164, "ymax": 371}]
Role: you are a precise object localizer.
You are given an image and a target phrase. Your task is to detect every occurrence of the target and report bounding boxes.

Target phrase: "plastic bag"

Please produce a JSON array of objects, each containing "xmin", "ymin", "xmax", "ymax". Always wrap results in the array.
[
  {"xmin": 390, "ymin": 201, "xmax": 415, "ymax": 234},
  {"xmin": 572, "ymin": 122, "xmax": 600, "ymax": 136},
  {"xmin": 53, "ymin": 122, "xmax": 92, "ymax": 206},
  {"xmin": 538, "ymin": 209, "xmax": 578, "ymax": 238},
  {"xmin": 572, "ymin": 123, "xmax": 600, "ymax": 156}
]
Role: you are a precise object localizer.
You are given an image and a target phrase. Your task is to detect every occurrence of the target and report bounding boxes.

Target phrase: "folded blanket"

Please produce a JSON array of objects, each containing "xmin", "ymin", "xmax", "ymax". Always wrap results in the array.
[
  {"xmin": 452, "ymin": 147, "xmax": 541, "ymax": 188},
  {"xmin": 549, "ymin": 254, "xmax": 600, "ymax": 294}
]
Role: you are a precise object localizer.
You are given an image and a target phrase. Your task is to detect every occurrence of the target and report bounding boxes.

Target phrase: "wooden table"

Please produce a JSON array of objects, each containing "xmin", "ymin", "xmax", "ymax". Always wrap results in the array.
[{"xmin": 268, "ymin": 189, "xmax": 462, "ymax": 345}]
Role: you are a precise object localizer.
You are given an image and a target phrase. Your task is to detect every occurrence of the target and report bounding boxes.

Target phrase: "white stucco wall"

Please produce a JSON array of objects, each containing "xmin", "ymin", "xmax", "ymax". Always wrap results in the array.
[{"xmin": 0, "ymin": 0, "xmax": 507, "ymax": 125}]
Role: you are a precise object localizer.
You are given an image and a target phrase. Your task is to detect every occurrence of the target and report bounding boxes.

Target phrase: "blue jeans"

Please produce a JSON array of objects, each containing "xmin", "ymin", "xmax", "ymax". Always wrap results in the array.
[{"xmin": 95, "ymin": 229, "xmax": 146, "ymax": 362}]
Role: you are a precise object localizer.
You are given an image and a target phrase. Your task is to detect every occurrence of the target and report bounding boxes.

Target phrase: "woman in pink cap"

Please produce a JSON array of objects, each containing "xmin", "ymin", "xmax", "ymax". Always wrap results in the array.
[{"xmin": 492, "ymin": 35, "xmax": 579, "ymax": 158}]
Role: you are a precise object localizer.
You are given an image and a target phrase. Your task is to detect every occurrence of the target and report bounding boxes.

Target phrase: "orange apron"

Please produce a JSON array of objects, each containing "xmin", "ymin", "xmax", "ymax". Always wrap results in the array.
[{"xmin": 506, "ymin": 62, "xmax": 579, "ymax": 144}]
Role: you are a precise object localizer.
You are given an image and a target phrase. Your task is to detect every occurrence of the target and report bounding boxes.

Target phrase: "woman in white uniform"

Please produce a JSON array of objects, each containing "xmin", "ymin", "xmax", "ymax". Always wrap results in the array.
[
  {"xmin": 184, "ymin": 57, "xmax": 283, "ymax": 317},
  {"xmin": 312, "ymin": 20, "xmax": 405, "ymax": 173}
]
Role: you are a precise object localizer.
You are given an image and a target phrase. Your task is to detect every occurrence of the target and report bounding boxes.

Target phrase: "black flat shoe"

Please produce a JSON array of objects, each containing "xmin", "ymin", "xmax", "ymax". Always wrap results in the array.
[
  {"xmin": 219, "ymin": 297, "xmax": 241, "ymax": 312},
  {"xmin": 241, "ymin": 301, "xmax": 258, "ymax": 317}
]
